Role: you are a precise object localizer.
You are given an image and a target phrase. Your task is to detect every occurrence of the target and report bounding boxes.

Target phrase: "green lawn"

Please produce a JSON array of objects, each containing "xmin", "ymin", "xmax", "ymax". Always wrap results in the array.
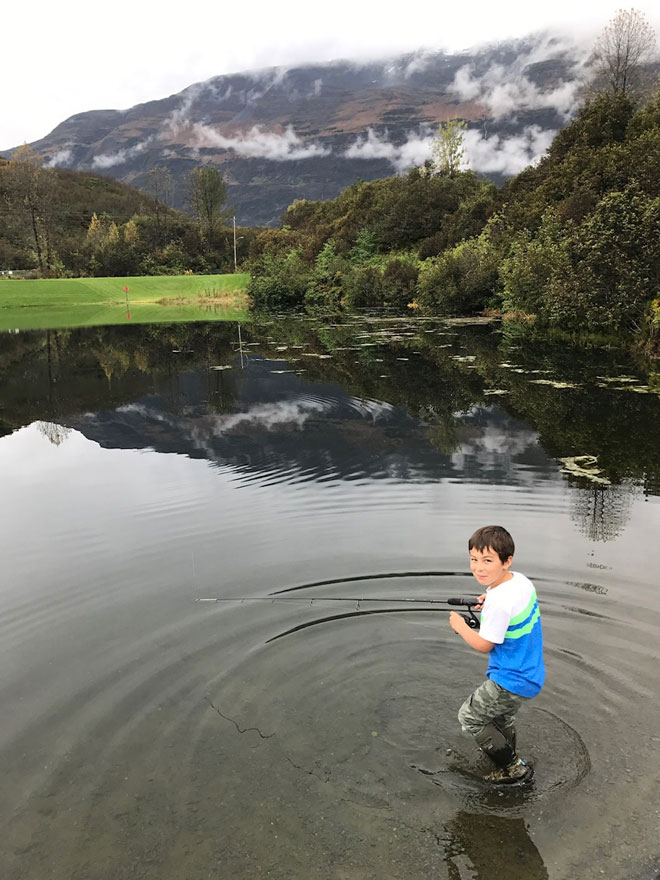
[{"xmin": 0, "ymin": 274, "xmax": 250, "ymax": 330}]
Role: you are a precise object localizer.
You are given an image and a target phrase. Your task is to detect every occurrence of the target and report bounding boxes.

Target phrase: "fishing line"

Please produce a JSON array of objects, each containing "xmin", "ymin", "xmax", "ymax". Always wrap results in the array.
[
  {"xmin": 270, "ymin": 571, "xmax": 471, "ymax": 595},
  {"xmin": 194, "ymin": 595, "xmax": 482, "ymax": 625},
  {"xmin": 195, "ymin": 596, "xmax": 478, "ymax": 606}
]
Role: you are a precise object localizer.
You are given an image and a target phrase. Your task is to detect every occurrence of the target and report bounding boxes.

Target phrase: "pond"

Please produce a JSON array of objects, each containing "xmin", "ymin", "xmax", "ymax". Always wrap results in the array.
[{"xmin": 1, "ymin": 316, "xmax": 659, "ymax": 880}]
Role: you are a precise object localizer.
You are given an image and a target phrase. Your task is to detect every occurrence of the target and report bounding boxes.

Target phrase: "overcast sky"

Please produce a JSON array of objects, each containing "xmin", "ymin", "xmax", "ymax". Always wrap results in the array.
[{"xmin": 2, "ymin": 1, "xmax": 659, "ymax": 150}]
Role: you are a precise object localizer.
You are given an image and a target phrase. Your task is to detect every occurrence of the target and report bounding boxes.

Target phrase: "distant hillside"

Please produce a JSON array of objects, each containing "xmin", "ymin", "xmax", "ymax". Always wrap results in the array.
[
  {"xmin": 0, "ymin": 158, "xmax": 161, "ymax": 230},
  {"xmin": 3, "ymin": 34, "xmax": 590, "ymax": 226},
  {"xmin": 0, "ymin": 160, "xmax": 154, "ymax": 267}
]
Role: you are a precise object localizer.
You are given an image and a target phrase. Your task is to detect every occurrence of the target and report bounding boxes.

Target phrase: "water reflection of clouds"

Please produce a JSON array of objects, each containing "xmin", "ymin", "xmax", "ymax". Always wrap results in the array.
[
  {"xmin": 453, "ymin": 418, "xmax": 539, "ymax": 457},
  {"xmin": 119, "ymin": 393, "xmax": 396, "ymax": 439},
  {"xmin": 81, "ymin": 391, "xmax": 550, "ymax": 489},
  {"xmin": 208, "ymin": 398, "xmax": 331, "ymax": 433}
]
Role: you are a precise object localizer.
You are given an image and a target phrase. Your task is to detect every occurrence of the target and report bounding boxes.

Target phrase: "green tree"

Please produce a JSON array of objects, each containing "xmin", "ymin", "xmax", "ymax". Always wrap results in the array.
[
  {"xmin": 145, "ymin": 165, "xmax": 175, "ymax": 244},
  {"xmin": 305, "ymin": 241, "xmax": 346, "ymax": 310},
  {"xmin": 189, "ymin": 166, "xmax": 229, "ymax": 245},
  {"xmin": 545, "ymin": 185, "xmax": 660, "ymax": 331},
  {"xmin": 500, "ymin": 210, "xmax": 569, "ymax": 315},
  {"xmin": 382, "ymin": 257, "xmax": 420, "ymax": 309},
  {"xmin": 417, "ymin": 230, "xmax": 499, "ymax": 315},
  {"xmin": 431, "ymin": 118, "xmax": 468, "ymax": 178},
  {"xmin": 342, "ymin": 265, "xmax": 385, "ymax": 308},
  {"xmin": 248, "ymin": 250, "xmax": 311, "ymax": 309}
]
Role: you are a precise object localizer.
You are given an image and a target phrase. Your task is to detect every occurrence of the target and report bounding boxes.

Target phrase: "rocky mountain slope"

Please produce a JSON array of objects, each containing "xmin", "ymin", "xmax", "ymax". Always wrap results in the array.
[{"xmin": 7, "ymin": 35, "xmax": 588, "ymax": 225}]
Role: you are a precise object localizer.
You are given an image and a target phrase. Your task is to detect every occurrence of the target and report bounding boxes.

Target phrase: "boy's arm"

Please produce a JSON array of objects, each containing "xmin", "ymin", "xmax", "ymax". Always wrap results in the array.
[{"xmin": 449, "ymin": 612, "xmax": 495, "ymax": 654}]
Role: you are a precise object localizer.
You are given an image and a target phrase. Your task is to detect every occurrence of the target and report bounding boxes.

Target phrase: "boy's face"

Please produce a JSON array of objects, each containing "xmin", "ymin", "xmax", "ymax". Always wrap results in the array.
[{"xmin": 469, "ymin": 546, "xmax": 513, "ymax": 588}]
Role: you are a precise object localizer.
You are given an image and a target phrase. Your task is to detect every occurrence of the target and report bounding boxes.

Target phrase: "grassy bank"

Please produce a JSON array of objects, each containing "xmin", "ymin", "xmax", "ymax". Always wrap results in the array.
[{"xmin": 0, "ymin": 274, "xmax": 250, "ymax": 330}]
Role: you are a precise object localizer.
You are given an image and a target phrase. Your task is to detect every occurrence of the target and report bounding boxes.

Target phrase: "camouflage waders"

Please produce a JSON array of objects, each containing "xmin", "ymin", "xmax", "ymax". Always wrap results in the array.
[{"xmin": 458, "ymin": 678, "xmax": 531, "ymax": 773}]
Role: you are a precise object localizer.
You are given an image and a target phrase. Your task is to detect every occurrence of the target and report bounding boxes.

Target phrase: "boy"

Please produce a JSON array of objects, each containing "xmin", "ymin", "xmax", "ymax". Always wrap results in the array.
[{"xmin": 449, "ymin": 525, "xmax": 544, "ymax": 784}]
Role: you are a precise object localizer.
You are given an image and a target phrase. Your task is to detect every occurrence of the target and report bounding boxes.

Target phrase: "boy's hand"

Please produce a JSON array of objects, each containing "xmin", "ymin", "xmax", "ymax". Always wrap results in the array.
[
  {"xmin": 449, "ymin": 610, "xmax": 495, "ymax": 654},
  {"xmin": 449, "ymin": 611, "xmax": 467, "ymax": 633},
  {"xmin": 474, "ymin": 592, "xmax": 486, "ymax": 611}
]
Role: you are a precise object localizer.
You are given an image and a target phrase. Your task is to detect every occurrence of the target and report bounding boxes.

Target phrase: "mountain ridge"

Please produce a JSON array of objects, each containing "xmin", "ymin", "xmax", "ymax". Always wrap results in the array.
[{"xmin": 4, "ymin": 34, "xmax": 587, "ymax": 225}]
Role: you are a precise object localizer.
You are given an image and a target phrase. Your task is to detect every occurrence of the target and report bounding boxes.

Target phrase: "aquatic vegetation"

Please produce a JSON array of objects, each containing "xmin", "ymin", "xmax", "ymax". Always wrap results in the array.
[
  {"xmin": 530, "ymin": 379, "xmax": 579, "ymax": 389},
  {"xmin": 559, "ymin": 455, "xmax": 611, "ymax": 484},
  {"xmin": 596, "ymin": 376, "xmax": 638, "ymax": 383}
]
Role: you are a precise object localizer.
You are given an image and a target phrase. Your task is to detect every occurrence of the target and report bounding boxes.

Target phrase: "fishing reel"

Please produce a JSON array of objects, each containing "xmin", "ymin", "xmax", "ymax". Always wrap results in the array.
[
  {"xmin": 447, "ymin": 597, "xmax": 481, "ymax": 630},
  {"xmin": 462, "ymin": 610, "xmax": 481, "ymax": 630}
]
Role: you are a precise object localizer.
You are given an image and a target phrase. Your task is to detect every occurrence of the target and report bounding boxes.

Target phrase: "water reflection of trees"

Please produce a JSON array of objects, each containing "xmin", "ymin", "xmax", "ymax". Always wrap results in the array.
[
  {"xmin": 0, "ymin": 323, "xmax": 242, "ymax": 431},
  {"xmin": 1, "ymin": 317, "xmax": 659, "ymax": 512},
  {"xmin": 570, "ymin": 483, "xmax": 636, "ymax": 543},
  {"xmin": 36, "ymin": 421, "xmax": 72, "ymax": 446},
  {"xmin": 248, "ymin": 317, "xmax": 660, "ymax": 493}
]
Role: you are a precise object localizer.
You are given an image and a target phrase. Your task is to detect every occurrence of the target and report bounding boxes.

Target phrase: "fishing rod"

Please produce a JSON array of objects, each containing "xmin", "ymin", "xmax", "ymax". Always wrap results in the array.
[{"xmin": 195, "ymin": 595, "xmax": 482, "ymax": 628}]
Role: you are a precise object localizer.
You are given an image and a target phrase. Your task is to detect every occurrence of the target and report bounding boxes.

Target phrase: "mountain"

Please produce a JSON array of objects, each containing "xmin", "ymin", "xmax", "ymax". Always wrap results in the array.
[{"xmin": 5, "ymin": 34, "xmax": 588, "ymax": 226}]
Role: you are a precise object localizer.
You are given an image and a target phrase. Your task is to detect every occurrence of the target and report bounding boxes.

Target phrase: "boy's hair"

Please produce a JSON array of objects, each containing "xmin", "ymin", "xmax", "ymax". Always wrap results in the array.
[{"xmin": 468, "ymin": 526, "xmax": 515, "ymax": 563}]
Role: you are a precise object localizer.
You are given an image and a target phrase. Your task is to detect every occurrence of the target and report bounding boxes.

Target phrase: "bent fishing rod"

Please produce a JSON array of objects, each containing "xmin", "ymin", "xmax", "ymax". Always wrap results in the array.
[{"xmin": 195, "ymin": 595, "xmax": 482, "ymax": 628}]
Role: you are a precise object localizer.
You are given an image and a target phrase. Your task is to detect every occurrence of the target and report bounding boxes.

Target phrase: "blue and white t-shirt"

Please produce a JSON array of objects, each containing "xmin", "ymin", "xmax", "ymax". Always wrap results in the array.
[{"xmin": 479, "ymin": 571, "xmax": 545, "ymax": 698}]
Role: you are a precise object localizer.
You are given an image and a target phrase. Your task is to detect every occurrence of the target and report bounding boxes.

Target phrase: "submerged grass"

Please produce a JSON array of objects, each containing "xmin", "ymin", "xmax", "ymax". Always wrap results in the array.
[{"xmin": 0, "ymin": 273, "xmax": 250, "ymax": 330}]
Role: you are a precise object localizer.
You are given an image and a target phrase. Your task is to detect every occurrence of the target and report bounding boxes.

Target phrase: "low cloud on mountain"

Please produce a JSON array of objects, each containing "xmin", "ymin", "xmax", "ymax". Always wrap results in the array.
[
  {"xmin": 464, "ymin": 126, "xmax": 556, "ymax": 174},
  {"xmin": 46, "ymin": 149, "xmax": 73, "ymax": 168},
  {"xmin": 189, "ymin": 123, "xmax": 331, "ymax": 161},
  {"xmin": 448, "ymin": 34, "xmax": 588, "ymax": 119},
  {"xmin": 162, "ymin": 79, "xmax": 330, "ymax": 160},
  {"xmin": 92, "ymin": 138, "xmax": 154, "ymax": 170},
  {"xmin": 343, "ymin": 125, "xmax": 555, "ymax": 176},
  {"xmin": 344, "ymin": 129, "xmax": 432, "ymax": 171}
]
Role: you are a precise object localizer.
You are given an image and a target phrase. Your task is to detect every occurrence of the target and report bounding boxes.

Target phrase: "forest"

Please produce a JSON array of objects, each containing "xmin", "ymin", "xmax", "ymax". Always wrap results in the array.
[
  {"xmin": 0, "ymin": 160, "xmax": 254, "ymax": 278},
  {"xmin": 247, "ymin": 12, "xmax": 660, "ymax": 353},
  {"xmin": 247, "ymin": 86, "xmax": 660, "ymax": 353}
]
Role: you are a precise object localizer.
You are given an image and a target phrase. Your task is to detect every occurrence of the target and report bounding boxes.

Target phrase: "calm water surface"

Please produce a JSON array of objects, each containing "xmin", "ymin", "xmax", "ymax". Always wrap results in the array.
[{"xmin": 1, "ymin": 317, "xmax": 659, "ymax": 880}]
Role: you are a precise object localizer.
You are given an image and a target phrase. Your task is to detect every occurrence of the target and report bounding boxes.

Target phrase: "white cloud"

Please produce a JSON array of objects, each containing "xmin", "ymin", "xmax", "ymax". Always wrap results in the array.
[
  {"xmin": 452, "ymin": 64, "xmax": 584, "ymax": 118},
  {"xmin": 344, "ymin": 129, "xmax": 400, "ymax": 161},
  {"xmin": 189, "ymin": 123, "xmax": 330, "ymax": 161},
  {"xmin": 451, "ymin": 66, "xmax": 483, "ymax": 101},
  {"xmin": 160, "ymin": 78, "xmax": 330, "ymax": 161},
  {"xmin": 464, "ymin": 125, "xmax": 555, "ymax": 174},
  {"xmin": 344, "ymin": 128, "xmax": 433, "ymax": 171},
  {"xmin": 91, "ymin": 138, "xmax": 153, "ymax": 169},
  {"xmin": 165, "ymin": 85, "xmax": 205, "ymax": 136},
  {"xmin": 45, "ymin": 148, "xmax": 73, "ymax": 167},
  {"xmin": 344, "ymin": 124, "xmax": 554, "ymax": 175},
  {"xmin": 402, "ymin": 51, "xmax": 437, "ymax": 78},
  {"xmin": 448, "ymin": 34, "xmax": 589, "ymax": 119}
]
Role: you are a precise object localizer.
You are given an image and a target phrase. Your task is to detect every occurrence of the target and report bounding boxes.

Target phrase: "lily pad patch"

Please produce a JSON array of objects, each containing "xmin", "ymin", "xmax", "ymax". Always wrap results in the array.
[
  {"xmin": 558, "ymin": 455, "xmax": 610, "ymax": 485},
  {"xmin": 530, "ymin": 379, "xmax": 579, "ymax": 389}
]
